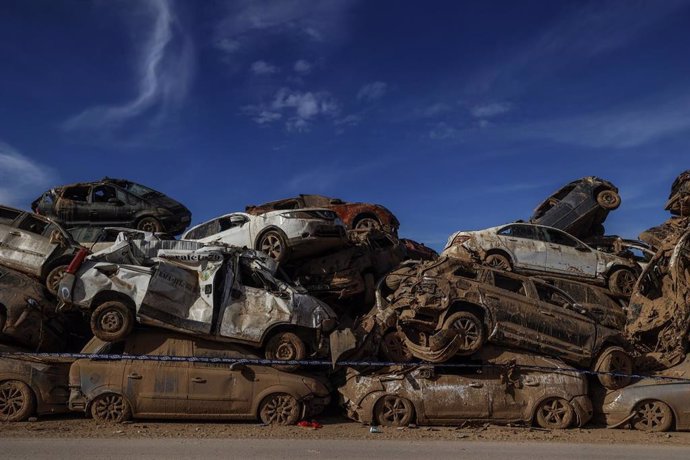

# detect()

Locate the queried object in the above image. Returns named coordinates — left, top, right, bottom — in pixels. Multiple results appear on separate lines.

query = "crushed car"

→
left=339, top=346, right=592, bottom=429
left=639, top=216, right=690, bottom=250
left=0, top=343, right=71, bottom=422
left=665, top=170, right=690, bottom=217
left=68, top=330, right=331, bottom=424
left=0, top=204, right=82, bottom=294
left=182, top=209, right=347, bottom=263
left=246, top=194, right=400, bottom=235
left=58, top=241, right=338, bottom=364
left=355, top=256, right=632, bottom=390
left=400, top=238, right=439, bottom=261
left=625, top=230, right=690, bottom=370
left=443, top=222, right=640, bottom=297
left=32, top=178, right=192, bottom=236
left=584, top=236, right=655, bottom=270
left=68, top=226, right=174, bottom=254
left=530, top=176, right=621, bottom=239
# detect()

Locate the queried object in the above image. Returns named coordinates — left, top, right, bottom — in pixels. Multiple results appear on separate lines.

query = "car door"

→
left=0, top=213, right=58, bottom=276
left=494, top=224, right=547, bottom=270
left=541, top=227, right=597, bottom=277
left=419, top=368, right=491, bottom=422
left=89, top=184, right=127, bottom=224
left=186, top=339, right=255, bottom=416
left=208, top=214, right=253, bottom=248
left=122, top=334, right=190, bottom=417
left=56, top=185, right=91, bottom=223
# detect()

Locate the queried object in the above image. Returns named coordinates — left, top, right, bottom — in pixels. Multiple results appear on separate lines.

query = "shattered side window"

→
left=16, top=214, right=49, bottom=235
left=0, top=206, right=21, bottom=225
left=92, top=185, right=117, bottom=203
left=62, top=186, right=90, bottom=202
left=272, top=200, right=301, bottom=210
left=493, top=273, right=528, bottom=296
left=535, top=283, right=573, bottom=308
left=497, top=224, right=538, bottom=240
left=543, top=228, right=579, bottom=247
left=186, top=220, right=221, bottom=240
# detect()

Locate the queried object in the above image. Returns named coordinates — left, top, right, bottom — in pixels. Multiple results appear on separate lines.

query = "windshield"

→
left=114, top=180, right=161, bottom=199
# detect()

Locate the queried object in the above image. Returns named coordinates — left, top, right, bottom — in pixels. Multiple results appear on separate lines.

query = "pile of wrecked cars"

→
left=2, top=172, right=690, bottom=435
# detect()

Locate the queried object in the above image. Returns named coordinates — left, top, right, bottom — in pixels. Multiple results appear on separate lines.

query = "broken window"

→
left=493, top=273, right=527, bottom=296
left=186, top=220, right=221, bottom=240
left=543, top=228, right=579, bottom=247
left=535, top=283, right=573, bottom=308
left=92, top=185, right=117, bottom=203
left=272, top=200, right=301, bottom=210
left=498, top=224, right=539, bottom=240
left=453, top=265, right=477, bottom=279
left=0, top=206, right=21, bottom=225
left=16, top=214, right=49, bottom=235
left=62, top=186, right=90, bottom=202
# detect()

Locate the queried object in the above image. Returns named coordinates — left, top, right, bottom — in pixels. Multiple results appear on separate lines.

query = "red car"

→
left=246, top=194, right=399, bottom=234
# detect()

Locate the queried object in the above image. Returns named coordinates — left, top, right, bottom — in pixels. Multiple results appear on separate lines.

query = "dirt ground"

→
left=2, top=413, right=690, bottom=445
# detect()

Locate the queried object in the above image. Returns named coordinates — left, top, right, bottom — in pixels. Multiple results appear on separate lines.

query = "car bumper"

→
left=68, top=388, right=87, bottom=412
left=570, top=394, right=594, bottom=427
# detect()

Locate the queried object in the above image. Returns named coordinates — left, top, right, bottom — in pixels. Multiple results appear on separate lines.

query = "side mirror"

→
left=230, top=216, right=247, bottom=225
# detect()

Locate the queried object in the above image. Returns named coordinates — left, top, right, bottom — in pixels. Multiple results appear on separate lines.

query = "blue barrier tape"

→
left=2, top=351, right=690, bottom=383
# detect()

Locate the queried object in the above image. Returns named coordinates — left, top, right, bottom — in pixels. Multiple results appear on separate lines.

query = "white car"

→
left=443, top=222, right=640, bottom=297
left=181, top=209, right=347, bottom=262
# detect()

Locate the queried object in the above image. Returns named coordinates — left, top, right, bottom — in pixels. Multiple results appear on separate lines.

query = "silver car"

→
left=443, top=222, right=639, bottom=297
left=181, top=209, right=346, bottom=262
left=0, top=204, right=81, bottom=294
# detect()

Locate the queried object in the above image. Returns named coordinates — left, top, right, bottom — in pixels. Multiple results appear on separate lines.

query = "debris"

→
left=369, top=426, right=382, bottom=433
left=297, top=420, right=323, bottom=429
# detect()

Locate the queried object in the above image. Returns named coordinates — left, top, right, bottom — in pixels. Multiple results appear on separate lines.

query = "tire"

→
left=443, top=311, right=485, bottom=356
left=484, top=253, right=512, bottom=271
left=136, top=216, right=163, bottom=233
left=608, top=268, right=637, bottom=297
left=596, top=190, right=621, bottom=210
left=631, top=400, right=674, bottom=432
left=258, top=230, right=289, bottom=262
left=0, top=380, right=35, bottom=422
left=535, top=397, right=574, bottom=429
left=45, top=264, right=68, bottom=296
left=90, top=301, right=134, bottom=342
left=594, top=346, right=633, bottom=390
left=258, top=393, right=301, bottom=425
left=354, top=217, right=381, bottom=231
left=374, top=395, right=415, bottom=427
left=90, top=393, right=132, bottom=423
left=381, top=331, right=414, bottom=362
left=264, top=332, right=306, bottom=371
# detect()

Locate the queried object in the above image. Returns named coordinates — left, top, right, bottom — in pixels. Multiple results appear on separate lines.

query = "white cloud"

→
left=245, top=87, right=339, bottom=132
left=421, top=103, right=451, bottom=118
left=429, top=122, right=457, bottom=140
left=63, top=0, right=193, bottom=133
left=251, top=60, right=279, bottom=75
left=0, top=141, right=57, bottom=208
left=471, top=102, right=512, bottom=118
left=293, top=59, right=312, bottom=74
left=215, top=38, right=240, bottom=54
left=357, top=81, right=387, bottom=102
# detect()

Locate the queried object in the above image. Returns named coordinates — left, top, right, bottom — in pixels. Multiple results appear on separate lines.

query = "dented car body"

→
left=443, top=222, right=640, bottom=297
left=530, top=176, right=621, bottom=239
left=246, top=194, right=400, bottom=234
left=69, top=331, right=331, bottom=424
left=58, top=241, right=337, bottom=361
left=339, top=347, right=592, bottom=429
left=665, top=170, right=690, bottom=217
left=0, top=343, right=71, bottom=421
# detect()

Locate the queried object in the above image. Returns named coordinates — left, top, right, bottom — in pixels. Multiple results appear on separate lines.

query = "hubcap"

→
left=261, top=235, right=283, bottom=259
left=617, top=271, right=636, bottom=296
left=0, top=384, right=25, bottom=418
left=100, top=310, right=124, bottom=333
left=541, top=399, right=567, bottom=426
left=262, top=395, right=297, bottom=424
left=383, top=332, right=411, bottom=362
left=382, top=397, right=409, bottom=424
left=452, top=318, right=480, bottom=350
left=636, top=402, right=668, bottom=430
left=275, top=341, right=296, bottom=360
left=94, top=395, right=124, bottom=421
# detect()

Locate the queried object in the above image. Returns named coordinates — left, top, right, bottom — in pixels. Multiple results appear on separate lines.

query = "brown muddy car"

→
left=0, top=343, right=71, bottom=422
left=368, top=256, right=632, bottom=389
left=665, top=170, right=690, bottom=217
left=68, top=331, right=331, bottom=425
left=339, top=347, right=592, bottom=429
left=246, top=194, right=400, bottom=234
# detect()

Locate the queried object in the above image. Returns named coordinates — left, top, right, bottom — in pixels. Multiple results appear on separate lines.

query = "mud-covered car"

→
left=0, top=343, right=71, bottom=421
left=0, top=204, right=82, bottom=294
left=625, top=230, right=690, bottom=370
left=400, top=238, right=439, bottom=261
left=339, top=347, right=592, bottom=429
left=585, top=237, right=655, bottom=270
left=639, top=216, right=689, bottom=250
left=530, top=176, right=621, bottom=239
left=58, top=243, right=337, bottom=364
left=364, top=256, right=632, bottom=389
left=665, top=170, right=690, bottom=217
left=443, top=222, right=640, bottom=297
left=68, top=331, right=331, bottom=424
left=32, top=178, right=191, bottom=236
left=535, top=276, right=627, bottom=330
left=182, top=209, right=346, bottom=263
left=246, top=194, right=400, bottom=234
left=603, top=357, right=690, bottom=432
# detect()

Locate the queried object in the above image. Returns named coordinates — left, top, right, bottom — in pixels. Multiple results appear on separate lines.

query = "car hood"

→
left=144, top=194, right=190, bottom=215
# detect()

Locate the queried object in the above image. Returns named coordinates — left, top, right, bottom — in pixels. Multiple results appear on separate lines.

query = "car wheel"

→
left=535, top=397, right=574, bottom=429
left=594, top=346, right=632, bottom=390
left=484, top=253, right=512, bottom=271
left=136, top=216, right=163, bottom=233
left=90, top=301, right=134, bottom=342
left=354, top=217, right=381, bottom=231
left=443, top=311, right=485, bottom=356
left=258, top=230, right=288, bottom=262
left=381, top=331, right=414, bottom=362
left=608, top=268, right=637, bottom=297
left=596, top=190, right=621, bottom=210
left=631, top=400, right=674, bottom=432
left=0, top=380, right=35, bottom=422
left=265, top=332, right=306, bottom=371
left=45, top=264, right=68, bottom=296
left=374, top=395, right=415, bottom=427
left=259, top=393, right=301, bottom=425
left=90, top=393, right=132, bottom=423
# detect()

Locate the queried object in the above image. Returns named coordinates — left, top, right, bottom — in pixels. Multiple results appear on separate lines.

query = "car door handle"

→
left=469, top=382, right=483, bottom=388
left=127, top=373, right=142, bottom=380
left=191, top=377, right=207, bottom=383
left=8, top=231, right=21, bottom=236
left=539, top=310, right=554, bottom=317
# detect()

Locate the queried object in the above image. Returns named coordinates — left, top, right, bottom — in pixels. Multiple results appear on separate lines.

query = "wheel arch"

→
left=254, top=225, right=289, bottom=250
left=0, top=377, right=38, bottom=417
left=444, top=301, right=493, bottom=334
left=41, top=254, right=76, bottom=280
left=483, top=248, right=514, bottom=266
left=629, top=398, right=678, bottom=431
left=259, top=323, right=317, bottom=351
left=252, top=385, right=307, bottom=420
left=352, top=212, right=380, bottom=228
left=530, top=393, right=575, bottom=427
left=85, top=387, right=135, bottom=416
left=88, top=290, right=137, bottom=313
left=368, top=391, right=419, bottom=426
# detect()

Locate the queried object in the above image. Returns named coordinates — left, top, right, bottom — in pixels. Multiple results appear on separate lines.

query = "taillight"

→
left=66, top=248, right=89, bottom=274
left=451, top=234, right=471, bottom=246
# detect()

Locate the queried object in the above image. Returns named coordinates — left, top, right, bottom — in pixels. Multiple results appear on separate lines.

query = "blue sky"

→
left=1, top=0, right=689, bottom=249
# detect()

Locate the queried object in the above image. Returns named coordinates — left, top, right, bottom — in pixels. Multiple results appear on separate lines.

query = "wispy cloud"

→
left=357, top=81, right=388, bottom=102
left=250, top=60, right=279, bottom=75
left=293, top=59, right=312, bottom=74
left=245, top=87, right=339, bottom=132
left=429, top=122, right=458, bottom=140
left=471, top=102, right=512, bottom=118
left=0, top=141, right=57, bottom=208
left=63, top=0, right=193, bottom=133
